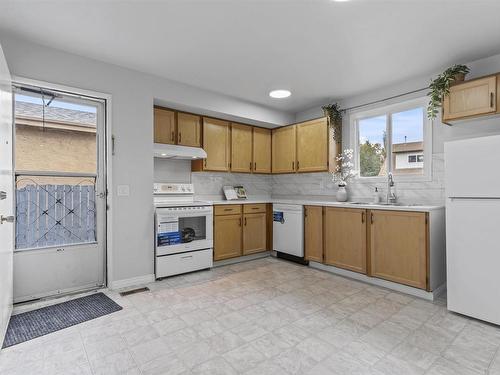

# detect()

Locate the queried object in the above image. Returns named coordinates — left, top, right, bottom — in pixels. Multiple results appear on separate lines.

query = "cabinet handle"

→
left=239, top=217, right=242, bottom=227
left=292, top=161, right=295, bottom=171
left=361, top=211, right=365, bottom=223
left=171, top=131, right=174, bottom=142
left=370, top=212, right=374, bottom=224
left=178, top=132, right=182, bottom=143
left=254, top=162, right=257, bottom=170
left=297, top=161, right=300, bottom=170
left=249, top=162, right=252, bottom=171
left=491, top=92, right=495, bottom=108
left=304, top=208, right=307, bottom=218
left=224, top=208, right=232, bottom=211
left=244, top=217, right=247, bottom=226
left=204, top=159, right=207, bottom=168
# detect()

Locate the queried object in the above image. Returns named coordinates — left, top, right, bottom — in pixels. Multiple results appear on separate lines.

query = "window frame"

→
left=349, top=97, right=432, bottom=183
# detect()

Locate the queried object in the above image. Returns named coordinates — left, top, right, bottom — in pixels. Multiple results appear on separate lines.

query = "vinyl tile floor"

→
left=1, top=256, right=500, bottom=375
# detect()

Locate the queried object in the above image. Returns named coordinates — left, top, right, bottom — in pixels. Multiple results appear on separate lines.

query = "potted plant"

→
left=332, top=149, right=357, bottom=202
left=322, top=103, right=343, bottom=142
left=427, top=64, right=470, bottom=119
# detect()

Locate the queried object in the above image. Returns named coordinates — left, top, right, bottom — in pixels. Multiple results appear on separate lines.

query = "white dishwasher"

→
left=273, top=204, right=304, bottom=259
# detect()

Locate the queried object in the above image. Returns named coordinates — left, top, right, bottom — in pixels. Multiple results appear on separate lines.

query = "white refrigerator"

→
left=445, top=134, right=500, bottom=325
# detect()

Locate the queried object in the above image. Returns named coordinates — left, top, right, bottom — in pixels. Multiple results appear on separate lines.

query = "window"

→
left=351, top=98, right=431, bottom=180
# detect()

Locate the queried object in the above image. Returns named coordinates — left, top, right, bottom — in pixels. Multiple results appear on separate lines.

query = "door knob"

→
left=0, top=215, right=14, bottom=224
left=0, top=191, right=6, bottom=200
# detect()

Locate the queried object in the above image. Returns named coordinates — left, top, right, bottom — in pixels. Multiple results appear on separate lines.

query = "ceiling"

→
left=1, top=0, right=500, bottom=113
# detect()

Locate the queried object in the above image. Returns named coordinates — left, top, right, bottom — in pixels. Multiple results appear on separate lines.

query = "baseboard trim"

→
left=309, top=262, right=442, bottom=301
left=214, top=252, right=271, bottom=267
left=110, top=274, right=155, bottom=290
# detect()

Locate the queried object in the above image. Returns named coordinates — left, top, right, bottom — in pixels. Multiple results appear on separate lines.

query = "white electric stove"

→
left=154, top=183, right=213, bottom=279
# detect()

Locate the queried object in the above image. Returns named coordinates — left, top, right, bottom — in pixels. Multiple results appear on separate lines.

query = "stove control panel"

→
left=154, top=183, right=194, bottom=195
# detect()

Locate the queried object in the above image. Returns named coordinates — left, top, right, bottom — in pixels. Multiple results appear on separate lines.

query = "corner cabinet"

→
left=296, top=118, right=329, bottom=172
left=368, top=210, right=428, bottom=289
left=272, top=125, right=297, bottom=173
left=442, top=75, right=498, bottom=123
left=324, top=207, right=367, bottom=274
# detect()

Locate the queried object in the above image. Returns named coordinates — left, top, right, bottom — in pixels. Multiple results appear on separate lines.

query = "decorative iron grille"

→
left=15, top=176, right=97, bottom=250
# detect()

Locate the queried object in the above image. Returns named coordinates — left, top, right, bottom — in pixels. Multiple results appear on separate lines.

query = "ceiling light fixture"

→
left=269, top=89, right=291, bottom=99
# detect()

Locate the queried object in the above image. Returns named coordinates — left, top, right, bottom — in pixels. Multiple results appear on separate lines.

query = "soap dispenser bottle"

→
left=373, top=187, right=380, bottom=203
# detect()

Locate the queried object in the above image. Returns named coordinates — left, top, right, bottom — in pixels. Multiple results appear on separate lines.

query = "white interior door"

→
left=0, top=45, right=14, bottom=344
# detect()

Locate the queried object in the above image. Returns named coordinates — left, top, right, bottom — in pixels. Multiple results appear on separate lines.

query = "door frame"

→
left=11, top=76, right=114, bottom=292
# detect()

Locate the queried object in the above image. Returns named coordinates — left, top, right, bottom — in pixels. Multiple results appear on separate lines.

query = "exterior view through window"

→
left=14, top=88, right=98, bottom=250
left=356, top=103, right=426, bottom=178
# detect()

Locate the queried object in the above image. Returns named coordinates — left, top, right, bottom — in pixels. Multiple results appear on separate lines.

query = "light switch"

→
left=117, top=185, right=130, bottom=196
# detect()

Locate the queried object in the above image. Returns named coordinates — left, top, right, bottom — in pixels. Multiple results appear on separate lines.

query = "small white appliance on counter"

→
left=154, top=183, right=213, bottom=278
left=273, top=204, right=305, bottom=263
left=445, top=135, right=500, bottom=325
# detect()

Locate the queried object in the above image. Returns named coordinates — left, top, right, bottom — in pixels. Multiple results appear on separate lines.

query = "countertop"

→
left=204, top=198, right=444, bottom=212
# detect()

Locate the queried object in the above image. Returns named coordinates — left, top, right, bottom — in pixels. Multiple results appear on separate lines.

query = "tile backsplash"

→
left=154, top=154, right=445, bottom=205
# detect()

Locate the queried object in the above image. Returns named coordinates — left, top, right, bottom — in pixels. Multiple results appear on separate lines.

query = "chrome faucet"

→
left=387, top=172, right=397, bottom=204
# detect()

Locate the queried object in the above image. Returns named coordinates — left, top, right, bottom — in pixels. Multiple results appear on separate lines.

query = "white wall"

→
left=0, top=33, right=293, bottom=284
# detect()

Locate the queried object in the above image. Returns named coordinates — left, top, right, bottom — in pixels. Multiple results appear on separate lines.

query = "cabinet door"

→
left=304, top=206, right=323, bottom=262
left=272, top=125, right=296, bottom=173
left=203, top=118, right=230, bottom=171
left=443, top=76, right=497, bottom=122
left=324, top=207, right=367, bottom=274
left=214, top=214, right=242, bottom=260
left=243, top=212, right=267, bottom=255
left=296, top=118, right=328, bottom=172
left=253, top=127, right=271, bottom=173
left=154, top=108, right=176, bottom=144
left=177, top=113, right=201, bottom=147
left=231, top=123, right=253, bottom=173
left=369, top=210, right=428, bottom=289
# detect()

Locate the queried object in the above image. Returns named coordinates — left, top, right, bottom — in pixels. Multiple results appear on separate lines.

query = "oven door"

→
left=155, top=206, right=213, bottom=256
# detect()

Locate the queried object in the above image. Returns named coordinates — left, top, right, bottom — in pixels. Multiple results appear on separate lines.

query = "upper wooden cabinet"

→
left=324, top=207, right=367, bottom=274
left=304, top=206, right=324, bottom=263
left=443, top=75, right=497, bottom=123
left=231, top=123, right=253, bottom=173
left=202, top=118, right=230, bottom=172
left=272, top=125, right=296, bottom=173
left=154, top=108, right=176, bottom=144
left=177, top=113, right=201, bottom=147
left=296, top=118, right=328, bottom=172
left=368, top=210, right=428, bottom=290
left=253, top=127, right=272, bottom=174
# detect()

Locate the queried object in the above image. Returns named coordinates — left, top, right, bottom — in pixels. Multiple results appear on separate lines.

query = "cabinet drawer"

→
left=156, top=249, right=213, bottom=278
left=214, top=205, right=242, bottom=216
left=243, top=203, right=267, bottom=214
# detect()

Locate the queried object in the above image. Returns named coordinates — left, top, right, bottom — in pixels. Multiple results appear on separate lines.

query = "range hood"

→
left=153, top=143, right=207, bottom=160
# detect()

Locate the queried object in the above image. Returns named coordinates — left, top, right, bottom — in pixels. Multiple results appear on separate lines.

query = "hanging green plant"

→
left=427, top=64, right=470, bottom=119
left=322, top=103, right=343, bottom=142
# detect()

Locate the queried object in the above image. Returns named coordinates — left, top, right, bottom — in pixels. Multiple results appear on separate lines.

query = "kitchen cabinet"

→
left=253, top=127, right=272, bottom=174
left=154, top=108, right=176, bottom=144
left=214, top=204, right=268, bottom=260
left=324, top=207, right=367, bottom=274
left=243, top=212, right=267, bottom=255
left=214, top=214, right=242, bottom=261
left=443, top=75, right=497, bottom=123
left=231, top=123, right=253, bottom=173
left=304, top=206, right=323, bottom=262
left=296, top=118, right=329, bottom=172
left=272, top=125, right=296, bottom=173
left=177, top=113, right=201, bottom=147
left=368, top=210, right=428, bottom=289
left=201, top=118, right=230, bottom=172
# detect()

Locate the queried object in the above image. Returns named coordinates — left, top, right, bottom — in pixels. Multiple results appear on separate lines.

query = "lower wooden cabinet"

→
left=214, top=214, right=242, bottom=261
left=214, top=204, right=268, bottom=261
left=368, top=210, right=428, bottom=290
left=324, top=207, right=367, bottom=274
left=304, top=206, right=323, bottom=262
left=243, top=212, right=267, bottom=255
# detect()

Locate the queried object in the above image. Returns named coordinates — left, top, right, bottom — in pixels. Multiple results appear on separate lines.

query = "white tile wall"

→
left=192, top=172, right=273, bottom=200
